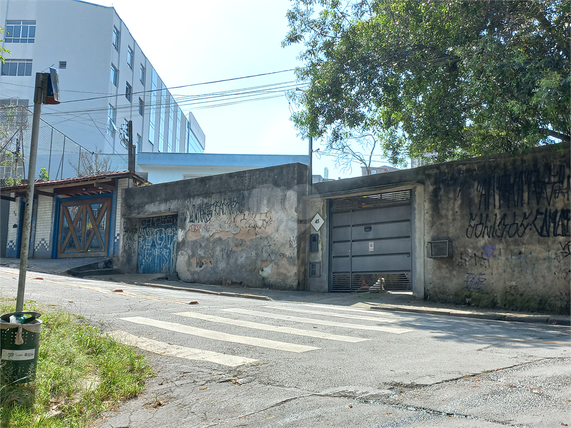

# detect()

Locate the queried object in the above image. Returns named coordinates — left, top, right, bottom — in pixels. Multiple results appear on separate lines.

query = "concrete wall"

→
left=121, top=163, right=308, bottom=290
left=424, top=146, right=570, bottom=314
left=310, top=144, right=569, bottom=314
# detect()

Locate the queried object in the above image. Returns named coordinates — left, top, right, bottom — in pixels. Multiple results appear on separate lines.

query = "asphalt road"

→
left=1, top=268, right=569, bottom=428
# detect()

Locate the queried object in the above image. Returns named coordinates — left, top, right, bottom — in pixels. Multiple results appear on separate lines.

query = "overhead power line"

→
left=37, top=80, right=309, bottom=117
left=55, top=68, right=299, bottom=105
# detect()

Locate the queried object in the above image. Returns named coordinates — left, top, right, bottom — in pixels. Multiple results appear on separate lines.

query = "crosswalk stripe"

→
left=223, top=309, right=412, bottom=334
left=121, top=317, right=320, bottom=353
left=109, top=331, right=257, bottom=367
left=263, top=305, right=398, bottom=323
left=174, top=312, right=369, bottom=343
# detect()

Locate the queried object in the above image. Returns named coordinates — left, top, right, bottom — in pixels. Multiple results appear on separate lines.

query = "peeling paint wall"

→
left=121, top=163, right=308, bottom=290
left=424, top=146, right=570, bottom=314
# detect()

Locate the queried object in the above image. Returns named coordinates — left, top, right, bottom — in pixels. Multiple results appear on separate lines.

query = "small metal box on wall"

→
left=428, top=240, right=453, bottom=258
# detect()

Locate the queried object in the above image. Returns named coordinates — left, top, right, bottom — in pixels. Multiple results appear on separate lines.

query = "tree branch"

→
left=540, top=129, right=570, bottom=142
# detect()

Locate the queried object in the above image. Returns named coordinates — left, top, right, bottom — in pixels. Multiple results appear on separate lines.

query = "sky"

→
left=91, top=0, right=370, bottom=180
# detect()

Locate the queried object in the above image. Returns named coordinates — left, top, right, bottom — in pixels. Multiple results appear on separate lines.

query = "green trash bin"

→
left=0, top=312, right=42, bottom=385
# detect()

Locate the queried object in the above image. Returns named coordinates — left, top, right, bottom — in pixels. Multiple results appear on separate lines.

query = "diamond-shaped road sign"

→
left=311, top=213, right=324, bottom=231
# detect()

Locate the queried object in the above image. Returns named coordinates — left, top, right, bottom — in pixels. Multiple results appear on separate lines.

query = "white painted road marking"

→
left=263, top=305, right=399, bottom=323
left=109, top=331, right=257, bottom=367
left=223, top=309, right=413, bottom=334
left=121, top=317, right=320, bottom=353
left=175, top=311, right=370, bottom=343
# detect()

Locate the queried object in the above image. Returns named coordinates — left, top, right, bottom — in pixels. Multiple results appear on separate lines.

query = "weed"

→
left=0, top=301, right=154, bottom=428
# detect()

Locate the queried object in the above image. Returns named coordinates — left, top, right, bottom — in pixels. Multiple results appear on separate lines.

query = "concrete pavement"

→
left=1, top=257, right=569, bottom=326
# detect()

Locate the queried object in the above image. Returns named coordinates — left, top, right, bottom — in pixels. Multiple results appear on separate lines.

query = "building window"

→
left=127, top=46, right=134, bottom=69
left=125, top=82, right=132, bottom=102
left=1, top=59, right=32, bottom=76
left=112, top=26, right=120, bottom=50
left=107, top=104, right=116, bottom=137
left=5, top=20, right=36, bottom=43
left=136, top=134, right=142, bottom=152
left=138, top=98, right=144, bottom=116
left=110, top=64, right=118, bottom=86
left=139, top=64, right=145, bottom=84
left=59, top=61, right=67, bottom=69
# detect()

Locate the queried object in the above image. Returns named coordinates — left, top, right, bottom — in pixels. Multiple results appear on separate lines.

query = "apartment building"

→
left=0, top=0, right=205, bottom=178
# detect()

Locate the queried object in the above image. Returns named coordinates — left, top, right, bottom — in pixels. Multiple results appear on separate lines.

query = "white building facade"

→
left=0, top=0, right=205, bottom=178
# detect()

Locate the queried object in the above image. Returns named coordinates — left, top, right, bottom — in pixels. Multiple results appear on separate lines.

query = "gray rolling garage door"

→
left=330, top=190, right=412, bottom=292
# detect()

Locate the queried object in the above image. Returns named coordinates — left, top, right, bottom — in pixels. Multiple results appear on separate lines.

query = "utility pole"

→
left=308, top=136, right=313, bottom=195
left=16, top=70, right=59, bottom=312
left=127, top=120, right=135, bottom=173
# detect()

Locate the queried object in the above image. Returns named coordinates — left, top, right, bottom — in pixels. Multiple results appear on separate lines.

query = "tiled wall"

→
left=113, top=178, right=129, bottom=255
left=32, top=192, right=54, bottom=258
left=6, top=197, right=20, bottom=257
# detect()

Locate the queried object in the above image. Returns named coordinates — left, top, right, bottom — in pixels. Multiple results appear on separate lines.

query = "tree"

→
left=71, top=150, right=115, bottom=177
left=0, top=103, right=29, bottom=186
left=284, top=0, right=570, bottom=164
left=316, top=124, right=407, bottom=174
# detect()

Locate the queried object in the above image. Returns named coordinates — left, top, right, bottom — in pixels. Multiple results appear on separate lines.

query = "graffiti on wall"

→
left=137, top=216, right=178, bottom=274
left=456, top=240, right=571, bottom=292
left=186, top=209, right=275, bottom=240
left=187, top=196, right=244, bottom=224
left=463, top=164, right=570, bottom=239
left=474, top=164, right=568, bottom=211
left=556, top=241, right=571, bottom=262
left=465, top=272, right=486, bottom=290
left=466, top=209, right=570, bottom=239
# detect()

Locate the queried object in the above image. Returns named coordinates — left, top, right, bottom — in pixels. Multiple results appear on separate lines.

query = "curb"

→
left=119, top=278, right=570, bottom=325
left=370, top=305, right=570, bottom=326
left=137, top=281, right=273, bottom=301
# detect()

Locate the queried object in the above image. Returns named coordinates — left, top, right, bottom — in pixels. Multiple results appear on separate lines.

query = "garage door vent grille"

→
left=332, top=190, right=411, bottom=212
left=331, top=272, right=412, bottom=292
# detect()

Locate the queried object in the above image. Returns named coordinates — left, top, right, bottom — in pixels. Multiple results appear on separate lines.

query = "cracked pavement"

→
left=0, top=268, right=569, bottom=427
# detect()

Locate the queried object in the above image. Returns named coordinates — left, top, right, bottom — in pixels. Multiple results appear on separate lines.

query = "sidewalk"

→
left=1, top=257, right=569, bottom=326
left=89, top=271, right=571, bottom=327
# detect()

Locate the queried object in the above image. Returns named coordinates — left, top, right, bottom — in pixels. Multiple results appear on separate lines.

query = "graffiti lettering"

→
left=466, top=209, right=570, bottom=239
left=556, top=241, right=571, bottom=262
left=475, top=165, right=569, bottom=211
left=458, top=252, right=490, bottom=268
left=188, top=215, right=238, bottom=234
left=465, top=272, right=486, bottom=291
left=532, top=208, right=570, bottom=238
left=188, top=197, right=244, bottom=224
left=137, top=223, right=177, bottom=274
left=238, top=212, right=274, bottom=236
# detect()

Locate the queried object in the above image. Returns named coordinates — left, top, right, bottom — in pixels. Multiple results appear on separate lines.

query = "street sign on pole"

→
left=16, top=71, right=60, bottom=311
left=46, top=68, right=60, bottom=105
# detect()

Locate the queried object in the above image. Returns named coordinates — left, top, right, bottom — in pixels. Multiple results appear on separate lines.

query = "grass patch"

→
left=1, top=300, right=154, bottom=428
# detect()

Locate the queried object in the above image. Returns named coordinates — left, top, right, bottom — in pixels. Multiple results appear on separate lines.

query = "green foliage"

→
left=0, top=26, right=10, bottom=63
left=39, top=168, right=49, bottom=181
left=284, top=0, right=571, bottom=164
left=0, top=302, right=154, bottom=428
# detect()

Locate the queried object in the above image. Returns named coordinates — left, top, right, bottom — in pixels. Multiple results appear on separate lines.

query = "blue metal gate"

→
left=137, top=215, right=177, bottom=274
